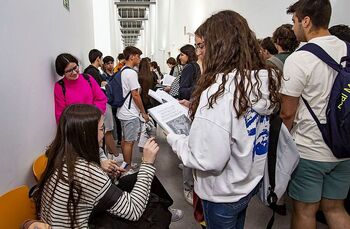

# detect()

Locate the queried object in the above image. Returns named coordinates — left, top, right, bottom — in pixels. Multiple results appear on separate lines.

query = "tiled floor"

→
left=129, top=128, right=328, bottom=229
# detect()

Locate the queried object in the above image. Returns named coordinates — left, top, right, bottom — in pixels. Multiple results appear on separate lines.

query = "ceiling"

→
left=114, top=0, right=156, bottom=47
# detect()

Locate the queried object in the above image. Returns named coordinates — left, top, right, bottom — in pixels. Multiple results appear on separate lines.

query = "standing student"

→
left=178, top=44, right=200, bottom=100
left=150, top=61, right=163, bottom=83
left=280, top=1, right=350, bottom=228
left=139, top=58, right=157, bottom=111
left=84, top=49, right=104, bottom=86
left=101, top=56, right=119, bottom=157
left=167, top=10, right=280, bottom=229
left=117, top=46, right=149, bottom=171
left=166, top=57, right=177, bottom=76
left=177, top=44, right=201, bottom=205
left=53, top=53, right=107, bottom=123
left=53, top=53, right=119, bottom=175
left=168, top=54, right=184, bottom=98
left=113, top=53, right=126, bottom=73
left=259, top=37, right=278, bottom=61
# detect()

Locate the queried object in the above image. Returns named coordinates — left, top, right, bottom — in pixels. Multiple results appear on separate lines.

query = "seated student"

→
left=33, top=104, right=160, bottom=228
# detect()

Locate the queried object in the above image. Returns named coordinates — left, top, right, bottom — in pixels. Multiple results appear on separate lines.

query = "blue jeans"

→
left=202, top=185, right=259, bottom=229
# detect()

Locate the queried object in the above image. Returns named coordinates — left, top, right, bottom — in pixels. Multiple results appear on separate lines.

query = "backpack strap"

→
left=297, top=43, right=344, bottom=130
left=298, top=43, right=342, bottom=72
left=301, top=96, right=322, bottom=129
left=89, top=184, right=123, bottom=220
left=58, top=78, right=66, bottom=97
left=266, top=114, right=282, bottom=229
left=120, top=66, right=133, bottom=109
left=341, top=42, right=350, bottom=68
left=83, top=73, right=93, bottom=88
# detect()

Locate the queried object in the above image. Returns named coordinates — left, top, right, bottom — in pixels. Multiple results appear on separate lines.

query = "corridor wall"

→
left=0, top=0, right=95, bottom=194
left=148, top=0, right=350, bottom=73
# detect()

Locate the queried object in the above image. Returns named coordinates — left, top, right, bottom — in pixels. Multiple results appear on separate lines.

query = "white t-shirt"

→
left=281, top=35, right=347, bottom=162
left=117, top=67, right=141, bottom=120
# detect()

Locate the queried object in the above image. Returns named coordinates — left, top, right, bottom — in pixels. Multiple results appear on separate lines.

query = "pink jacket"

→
left=54, top=74, right=107, bottom=123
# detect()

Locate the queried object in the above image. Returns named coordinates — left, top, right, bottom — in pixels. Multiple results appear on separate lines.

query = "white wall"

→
left=92, top=0, right=122, bottom=59
left=150, top=0, right=350, bottom=73
left=0, top=0, right=95, bottom=195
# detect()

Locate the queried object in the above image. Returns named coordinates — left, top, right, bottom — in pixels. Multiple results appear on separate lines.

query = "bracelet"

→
left=141, top=157, right=154, bottom=166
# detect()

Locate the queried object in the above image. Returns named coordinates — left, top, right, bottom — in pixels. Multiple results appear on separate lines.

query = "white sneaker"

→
left=169, top=207, right=184, bottom=222
left=183, top=189, right=193, bottom=205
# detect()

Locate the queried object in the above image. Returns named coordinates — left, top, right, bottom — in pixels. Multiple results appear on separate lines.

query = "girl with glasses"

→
left=54, top=53, right=107, bottom=123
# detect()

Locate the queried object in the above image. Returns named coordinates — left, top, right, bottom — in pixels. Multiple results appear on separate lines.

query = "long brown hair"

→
left=190, top=10, right=281, bottom=119
left=139, top=58, right=155, bottom=107
left=33, top=104, right=102, bottom=228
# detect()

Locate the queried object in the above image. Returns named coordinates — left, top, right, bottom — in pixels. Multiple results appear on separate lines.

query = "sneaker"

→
left=178, top=163, right=184, bottom=170
left=184, top=189, right=193, bottom=205
left=169, top=207, right=184, bottom=222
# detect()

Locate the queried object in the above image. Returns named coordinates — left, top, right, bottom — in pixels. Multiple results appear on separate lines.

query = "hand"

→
left=100, top=159, right=126, bottom=177
left=164, top=86, right=171, bottom=92
left=142, top=113, right=150, bottom=122
left=178, top=99, right=191, bottom=108
left=142, top=137, right=159, bottom=164
left=101, top=81, right=108, bottom=87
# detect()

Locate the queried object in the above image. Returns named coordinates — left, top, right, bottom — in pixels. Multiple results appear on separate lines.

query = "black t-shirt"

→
left=84, top=65, right=103, bottom=86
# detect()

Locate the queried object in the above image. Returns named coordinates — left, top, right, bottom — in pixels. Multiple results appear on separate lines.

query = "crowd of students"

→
left=23, top=0, right=350, bottom=228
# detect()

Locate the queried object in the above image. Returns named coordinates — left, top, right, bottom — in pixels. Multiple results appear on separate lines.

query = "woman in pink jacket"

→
left=54, top=53, right=107, bottom=123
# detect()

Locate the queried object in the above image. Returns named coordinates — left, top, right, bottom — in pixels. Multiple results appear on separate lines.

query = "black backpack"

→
left=298, top=42, right=350, bottom=158
left=106, top=66, right=133, bottom=109
left=57, top=73, right=92, bottom=97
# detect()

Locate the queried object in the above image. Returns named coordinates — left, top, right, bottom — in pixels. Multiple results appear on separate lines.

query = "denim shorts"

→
left=120, top=118, right=141, bottom=142
left=288, top=158, right=350, bottom=203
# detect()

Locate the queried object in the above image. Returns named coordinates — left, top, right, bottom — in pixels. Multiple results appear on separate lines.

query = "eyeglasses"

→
left=64, top=65, right=79, bottom=75
left=195, top=42, right=205, bottom=50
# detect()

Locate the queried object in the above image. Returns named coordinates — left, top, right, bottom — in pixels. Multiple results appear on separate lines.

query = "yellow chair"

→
left=33, top=154, right=48, bottom=182
left=0, top=185, right=36, bottom=229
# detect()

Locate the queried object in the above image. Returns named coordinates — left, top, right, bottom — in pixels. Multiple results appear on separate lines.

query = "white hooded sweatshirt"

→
left=167, top=70, right=274, bottom=203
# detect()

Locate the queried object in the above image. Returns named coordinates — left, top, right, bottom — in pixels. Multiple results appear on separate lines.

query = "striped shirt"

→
left=40, top=159, right=156, bottom=228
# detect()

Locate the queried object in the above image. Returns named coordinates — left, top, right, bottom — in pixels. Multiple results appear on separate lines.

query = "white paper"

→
left=148, top=100, right=191, bottom=135
left=148, top=89, right=176, bottom=104
left=161, top=74, right=176, bottom=86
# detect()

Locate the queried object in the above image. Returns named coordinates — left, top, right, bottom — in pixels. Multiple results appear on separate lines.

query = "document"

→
left=161, top=74, right=176, bottom=86
left=148, top=89, right=176, bottom=104
left=148, top=100, right=191, bottom=135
